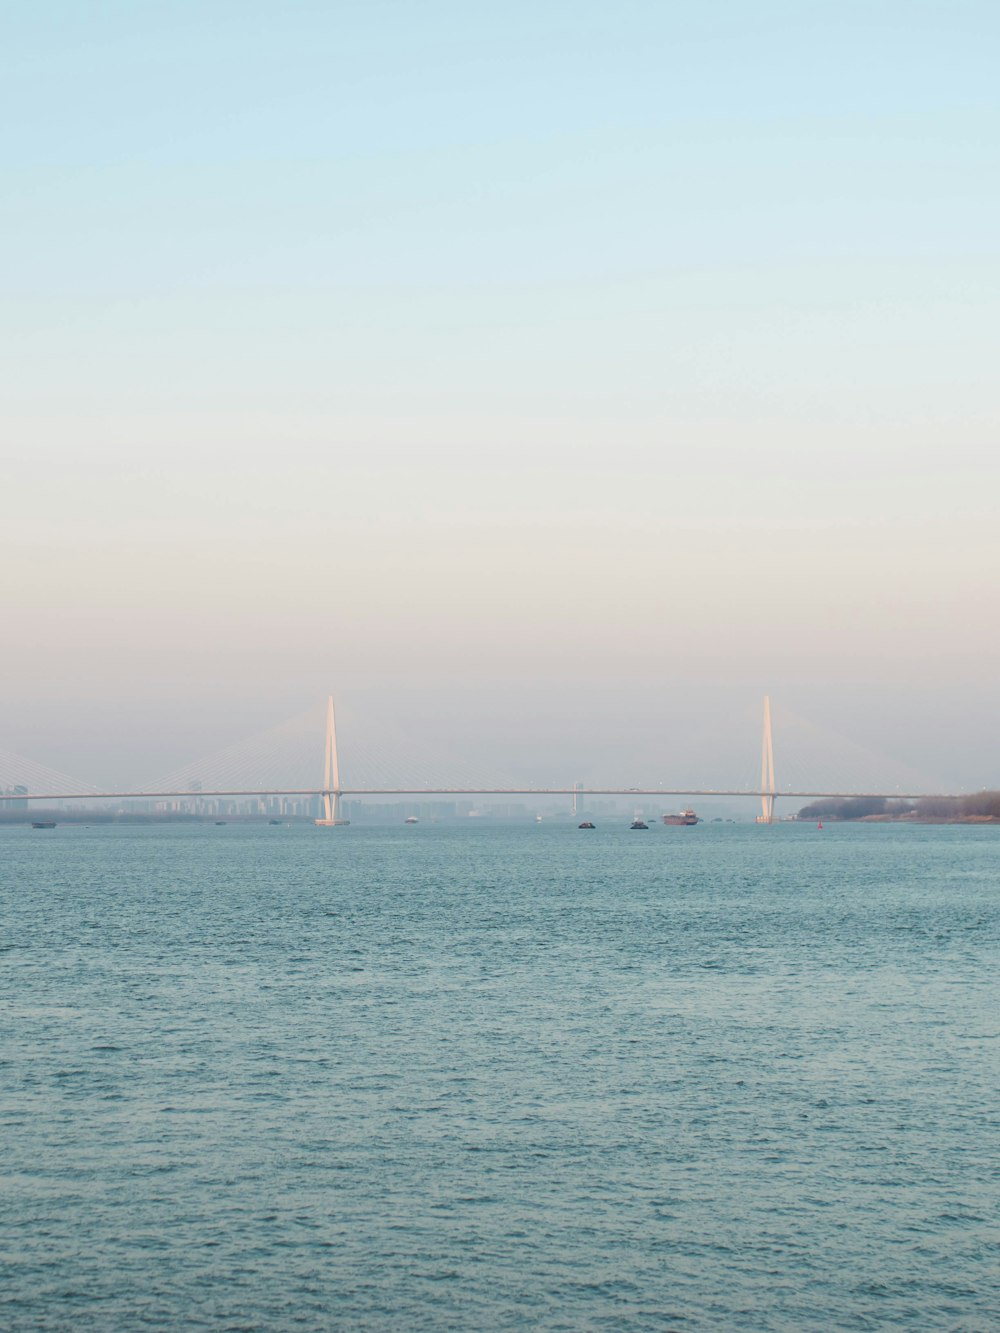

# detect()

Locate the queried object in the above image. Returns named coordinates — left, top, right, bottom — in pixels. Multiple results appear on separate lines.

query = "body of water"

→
left=1, top=821, right=997, bottom=1329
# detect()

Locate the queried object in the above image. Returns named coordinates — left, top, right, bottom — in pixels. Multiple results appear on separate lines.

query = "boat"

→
left=662, top=808, right=700, bottom=826
left=268, top=819, right=282, bottom=825
left=404, top=815, right=419, bottom=824
left=215, top=821, right=227, bottom=825
left=630, top=818, right=649, bottom=830
left=31, top=821, right=56, bottom=829
left=578, top=821, right=596, bottom=829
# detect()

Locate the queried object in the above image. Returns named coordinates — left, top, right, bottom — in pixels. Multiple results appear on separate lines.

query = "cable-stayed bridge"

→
left=0, top=695, right=969, bottom=823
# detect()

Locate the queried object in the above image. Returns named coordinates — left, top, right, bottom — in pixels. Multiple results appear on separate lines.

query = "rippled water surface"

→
left=1, top=821, right=997, bottom=1330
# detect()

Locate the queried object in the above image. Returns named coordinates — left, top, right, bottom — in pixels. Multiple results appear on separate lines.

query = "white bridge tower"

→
left=315, top=694, right=350, bottom=826
left=758, top=694, right=776, bottom=824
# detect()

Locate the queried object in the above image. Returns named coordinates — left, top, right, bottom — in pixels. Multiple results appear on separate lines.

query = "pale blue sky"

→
left=3, top=2, right=998, bottom=787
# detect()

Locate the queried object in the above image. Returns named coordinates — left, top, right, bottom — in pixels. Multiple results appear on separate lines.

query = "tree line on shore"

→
left=798, top=792, right=1000, bottom=821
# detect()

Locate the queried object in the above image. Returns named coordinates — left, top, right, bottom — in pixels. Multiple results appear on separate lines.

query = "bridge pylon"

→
left=315, top=694, right=350, bottom=826
left=757, top=694, right=777, bottom=824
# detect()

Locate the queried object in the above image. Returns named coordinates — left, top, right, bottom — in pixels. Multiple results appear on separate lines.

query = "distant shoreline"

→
left=797, top=813, right=1000, bottom=824
left=798, top=792, right=1000, bottom=824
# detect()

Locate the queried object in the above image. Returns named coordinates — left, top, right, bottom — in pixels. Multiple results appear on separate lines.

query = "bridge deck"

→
left=0, top=788, right=961, bottom=802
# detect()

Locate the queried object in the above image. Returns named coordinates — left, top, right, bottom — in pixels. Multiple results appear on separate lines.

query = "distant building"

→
left=5, top=785, right=28, bottom=811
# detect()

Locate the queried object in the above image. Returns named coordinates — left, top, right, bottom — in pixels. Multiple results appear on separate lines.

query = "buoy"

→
left=818, top=821, right=823, bottom=829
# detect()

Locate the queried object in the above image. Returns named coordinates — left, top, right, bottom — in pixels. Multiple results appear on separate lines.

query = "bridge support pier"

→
left=757, top=695, right=777, bottom=824
left=315, top=695, right=350, bottom=826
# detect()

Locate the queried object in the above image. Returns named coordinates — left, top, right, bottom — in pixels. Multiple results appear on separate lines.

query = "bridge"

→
left=0, top=695, right=968, bottom=823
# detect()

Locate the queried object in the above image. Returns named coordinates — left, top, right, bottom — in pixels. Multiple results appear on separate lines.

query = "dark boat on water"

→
left=662, top=809, right=701, bottom=826
left=31, top=821, right=56, bottom=829
left=630, top=818, right=649, bottom=830
left=578, top=821, right=596, bottom=829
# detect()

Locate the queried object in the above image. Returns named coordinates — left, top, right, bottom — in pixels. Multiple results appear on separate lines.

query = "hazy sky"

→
left=4, top=1, right=998, bottom=789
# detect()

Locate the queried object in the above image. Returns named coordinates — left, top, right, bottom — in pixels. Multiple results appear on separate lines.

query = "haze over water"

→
left=2, top=821, right=997, bottom=1330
